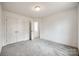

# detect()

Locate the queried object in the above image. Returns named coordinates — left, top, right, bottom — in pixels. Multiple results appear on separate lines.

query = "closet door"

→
left=6, top=16, right=29, bottom=44
left=6, top=17, right=17, bottom=44
left=16, top=18, right=29, bottom=42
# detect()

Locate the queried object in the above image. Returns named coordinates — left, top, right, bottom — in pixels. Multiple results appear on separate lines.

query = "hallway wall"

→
left=40, top=7, right=78, bottom=47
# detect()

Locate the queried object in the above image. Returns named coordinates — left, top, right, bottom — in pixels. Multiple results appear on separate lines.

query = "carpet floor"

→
left=0, top=39, right=78, bottom=56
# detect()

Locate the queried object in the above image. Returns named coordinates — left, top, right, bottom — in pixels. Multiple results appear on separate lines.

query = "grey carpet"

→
left=0, top=39, right=78, bottom=56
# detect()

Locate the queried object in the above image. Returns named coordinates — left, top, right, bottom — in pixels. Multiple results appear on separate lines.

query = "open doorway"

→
left=29, top=20, right=39, bottom=40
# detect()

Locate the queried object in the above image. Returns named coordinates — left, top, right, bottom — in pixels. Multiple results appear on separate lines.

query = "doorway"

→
left=29, top=20, right=39, bottom=40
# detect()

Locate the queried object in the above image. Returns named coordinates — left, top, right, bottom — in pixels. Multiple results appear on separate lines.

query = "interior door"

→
left=16, top=18, right=29, bottom=42
left=6, top=16, right=29, bottom=44
left=6, top=17, right=17, bottom=44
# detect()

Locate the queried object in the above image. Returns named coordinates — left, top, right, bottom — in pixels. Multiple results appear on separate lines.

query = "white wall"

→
left=40, top=7, right=77, bottom=47
left=0, top=4, right=3, bottom=53
left=78, top=4, right=79, bottom=50
left=3, top=10, right=31, bottom=45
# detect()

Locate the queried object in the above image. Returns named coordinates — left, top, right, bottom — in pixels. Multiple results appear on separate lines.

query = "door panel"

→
left=6, top=17, right=17, bottom=44
left=16, top=18, right=29, bottom=42
left=6, top=16, right=29, bottom=44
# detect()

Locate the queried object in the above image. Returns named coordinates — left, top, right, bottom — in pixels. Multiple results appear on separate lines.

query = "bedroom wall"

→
left=78, top=4, right=79, bottom=50
left=3, top=10, right=31, bottom=45
left=0, top=4, right=3, bottom=53
left=40, top=7, right=77, bottom=47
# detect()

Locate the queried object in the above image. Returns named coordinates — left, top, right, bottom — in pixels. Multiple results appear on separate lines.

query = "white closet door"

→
left=6, top=17, right=17, bottom=44
left=6, top=17, right=29, bottom=44
left=16, top=18, right=29, bottom=42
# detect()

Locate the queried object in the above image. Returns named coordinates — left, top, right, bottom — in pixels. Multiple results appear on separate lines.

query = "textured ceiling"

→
left=2, top=2, right=78, bottom=17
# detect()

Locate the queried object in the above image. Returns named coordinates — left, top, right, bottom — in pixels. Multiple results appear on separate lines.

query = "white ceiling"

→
left=2, top=2, right=78, bottom=18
